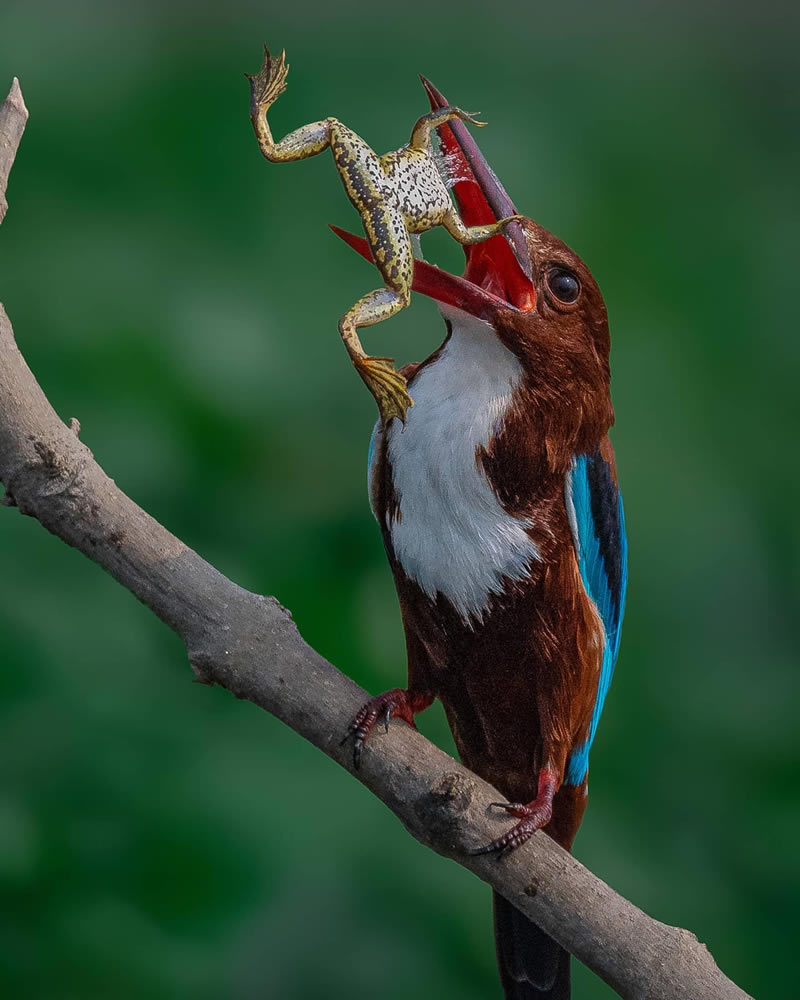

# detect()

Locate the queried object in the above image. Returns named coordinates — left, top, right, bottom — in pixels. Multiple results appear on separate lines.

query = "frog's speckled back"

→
left=382, top=149, right=453, bottom=233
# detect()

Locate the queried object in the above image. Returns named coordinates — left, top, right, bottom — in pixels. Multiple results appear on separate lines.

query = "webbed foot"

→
left=353, top=355, right=414, bottom=425
left=246, top=44, right=289, bottom=117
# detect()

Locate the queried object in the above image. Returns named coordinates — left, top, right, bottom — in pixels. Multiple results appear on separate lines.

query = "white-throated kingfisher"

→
left=336, top=77, right=627, bottom=1000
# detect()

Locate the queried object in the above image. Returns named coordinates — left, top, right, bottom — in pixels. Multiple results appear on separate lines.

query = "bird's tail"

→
left=493, top=892, right=570, bottom=1000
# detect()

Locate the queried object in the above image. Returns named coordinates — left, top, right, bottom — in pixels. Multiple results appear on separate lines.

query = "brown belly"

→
left=397, top=550, right=602, bottom=848
left=434, top=649, right=545, bottom=804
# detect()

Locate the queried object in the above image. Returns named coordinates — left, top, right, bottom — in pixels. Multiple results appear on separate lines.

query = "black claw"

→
left=468, top=841, right=505, bottom=857
left=353, top=739, right=363, bottom=770
left=490, top=801, right=528, bottom=816
left=382, top=706, right=392, bottom=733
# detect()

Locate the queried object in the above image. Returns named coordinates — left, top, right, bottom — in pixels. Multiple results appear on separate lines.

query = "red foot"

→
left=470, top=766, right=558, bottom=858
left=341, top=688, right=433, bottom=769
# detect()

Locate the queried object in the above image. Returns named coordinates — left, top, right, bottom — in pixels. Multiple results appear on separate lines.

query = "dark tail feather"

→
left=493, top=892, right=571, bottom=1000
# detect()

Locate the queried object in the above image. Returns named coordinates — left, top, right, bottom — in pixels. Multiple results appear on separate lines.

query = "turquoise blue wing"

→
left=366, top=419, right=383, bottom=522
left=564, top=451, right=628, bottom=785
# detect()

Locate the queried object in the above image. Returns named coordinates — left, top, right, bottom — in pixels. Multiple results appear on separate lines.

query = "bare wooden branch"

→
left=0, top=78, right=27, bottom=223
left=0, top=79, right=752, bottom=1000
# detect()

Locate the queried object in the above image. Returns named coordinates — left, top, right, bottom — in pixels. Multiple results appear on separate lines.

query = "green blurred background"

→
left=0, top=1, right=797, bottom=997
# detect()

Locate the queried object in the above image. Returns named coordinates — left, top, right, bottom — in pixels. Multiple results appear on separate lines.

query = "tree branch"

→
left=0, top=79, right=752, bottom=1000
left=0, top=77, right=26, bottom=223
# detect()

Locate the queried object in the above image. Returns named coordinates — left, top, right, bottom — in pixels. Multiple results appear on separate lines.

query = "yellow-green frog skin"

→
left=247, top=46, right=522, bottom=424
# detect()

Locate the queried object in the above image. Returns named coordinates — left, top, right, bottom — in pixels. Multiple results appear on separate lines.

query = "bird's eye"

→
left=547, top=268, right=580, bottom=303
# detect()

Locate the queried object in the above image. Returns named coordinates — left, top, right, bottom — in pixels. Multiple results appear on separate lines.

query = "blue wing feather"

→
left=366, top=419, right=383, bottom=522
left=564, top=451, right=628, bottom=785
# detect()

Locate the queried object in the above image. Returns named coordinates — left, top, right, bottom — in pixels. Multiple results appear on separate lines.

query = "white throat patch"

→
left=382, top=307, right=540, bottom=624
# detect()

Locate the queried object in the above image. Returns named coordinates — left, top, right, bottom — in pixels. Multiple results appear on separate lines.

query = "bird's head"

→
left=332, top=76, right=614, bottom=456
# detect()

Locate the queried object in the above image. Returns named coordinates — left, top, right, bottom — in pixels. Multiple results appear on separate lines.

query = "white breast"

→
left=375, top=307, right=540, bottom=624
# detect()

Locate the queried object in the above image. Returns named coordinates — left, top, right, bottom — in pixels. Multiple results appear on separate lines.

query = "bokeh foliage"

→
left=0, top=2, right=798, bottom=997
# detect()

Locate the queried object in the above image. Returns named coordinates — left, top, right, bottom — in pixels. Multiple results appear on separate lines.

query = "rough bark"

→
left=0, top=77, right=26, bottom=223
left=0, top=79, right=753, bottom=1000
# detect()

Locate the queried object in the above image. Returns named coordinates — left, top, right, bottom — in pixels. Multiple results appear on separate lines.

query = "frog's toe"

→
left=353, top=356, right=413, bottom=425
left=455, top=108, right=488, bottom=128
left=246, top=44, right=289, bottom=113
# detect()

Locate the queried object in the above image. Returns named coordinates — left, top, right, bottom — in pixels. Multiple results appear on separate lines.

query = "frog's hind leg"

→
left=248, top=46, right=334, bottom=162
left=341, top=292, right=414, bottom=426
left=339, top=210, right=415, bottom=425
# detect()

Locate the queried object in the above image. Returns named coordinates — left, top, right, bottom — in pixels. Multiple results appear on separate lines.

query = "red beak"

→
left=330, top=76, right=535, bottom=321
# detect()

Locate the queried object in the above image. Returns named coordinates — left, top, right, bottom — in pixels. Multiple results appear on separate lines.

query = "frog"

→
left=246, top=45, right=523, bottom=424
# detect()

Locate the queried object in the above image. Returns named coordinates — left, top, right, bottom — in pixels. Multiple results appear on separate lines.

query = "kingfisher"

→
left=336, top=79, right=627, bottom=1000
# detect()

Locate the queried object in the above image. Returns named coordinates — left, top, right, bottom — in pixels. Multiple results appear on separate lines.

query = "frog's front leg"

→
left=406, top=106, right=524, bottom=243
left=247, top=45, right=334, bottom=162
left=440, top=209, right=526, bottom=246
left=408, top=105, right=487, bottom=151
left=338, top=209, right=415, bottom=426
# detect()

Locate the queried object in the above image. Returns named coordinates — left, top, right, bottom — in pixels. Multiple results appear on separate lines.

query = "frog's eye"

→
left=547, top=268, right=580, bottom=304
